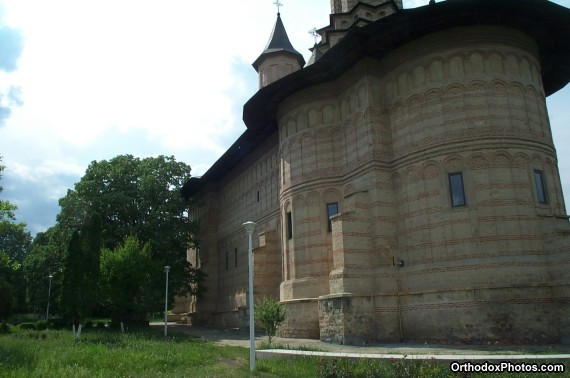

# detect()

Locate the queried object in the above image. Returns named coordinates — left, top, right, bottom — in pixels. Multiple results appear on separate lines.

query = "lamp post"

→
left=46, top=274, right=53, bottom=322
left=164, top=266, right=170, bottom=337
left=242, top=221, right=256, bottom=371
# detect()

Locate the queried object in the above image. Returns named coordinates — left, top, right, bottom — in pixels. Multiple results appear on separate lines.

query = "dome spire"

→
left=252, top=2, right=305, bottom=88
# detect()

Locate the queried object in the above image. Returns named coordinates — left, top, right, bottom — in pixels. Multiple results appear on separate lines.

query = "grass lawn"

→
left=0, top=328, right=255, bottom=377
left=0, top=327, right=567, bottom=377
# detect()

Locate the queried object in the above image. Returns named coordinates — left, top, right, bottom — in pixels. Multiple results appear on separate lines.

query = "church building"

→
left=179, top=0, right=570, bottom=344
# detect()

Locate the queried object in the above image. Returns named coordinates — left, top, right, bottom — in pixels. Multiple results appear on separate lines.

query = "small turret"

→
left=252, top=13, right=305, bottom=88
left=330, top=0, right=403, bottom=13
left=305, top=43, right=323, bottom=67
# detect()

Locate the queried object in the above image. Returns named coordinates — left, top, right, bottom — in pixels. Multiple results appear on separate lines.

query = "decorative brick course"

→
left=179, top=8, right=570, bottom=345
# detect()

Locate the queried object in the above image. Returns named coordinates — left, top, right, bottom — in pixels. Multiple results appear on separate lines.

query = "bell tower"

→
left=330, top=0, right=403, bottom=13
left=252, top=3, right=305, bottom=88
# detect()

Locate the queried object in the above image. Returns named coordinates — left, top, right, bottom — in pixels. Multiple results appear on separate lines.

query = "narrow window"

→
left=286, top=211, right=293, bottom=240
left=534, top=170, right=548, bottom=204
left=448, top=172, right=466, bottom=207
left=327, top=202, right=339, bottom=232
left=257, top=190, right=260, bottom=202
left=225, top=251, right=229, bottom=270
left=234, top=248, right=238, bottom=267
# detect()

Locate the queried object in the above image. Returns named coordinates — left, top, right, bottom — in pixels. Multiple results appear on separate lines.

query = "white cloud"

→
left=0, top=0, right=569, bottom=235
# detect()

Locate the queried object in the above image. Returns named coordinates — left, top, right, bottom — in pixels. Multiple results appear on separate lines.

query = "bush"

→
left=35, top=320, right=48, bottom=330
left=255, top=296, right=286, bottom=344
left=50, top=319, right=69, bottom=330
left=0, top=323, right=10, bottom=333
left=19, top=322, right=37, bottom=330
left=0, top=279, right=15, bottom=321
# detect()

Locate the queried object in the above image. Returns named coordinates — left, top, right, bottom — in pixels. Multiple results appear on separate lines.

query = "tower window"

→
left=534, top=170, right=548, bottom=204
left=327, top=202, right=339, bottom=232
left=286, top=211, right=293, bottom=240
left=225, top=251, right=229, bottom=270
left=448, top=172, right=466, bottom=207
left=234, top=248, right=238, bottom=267
left=257, top=190, right=260, bottom=202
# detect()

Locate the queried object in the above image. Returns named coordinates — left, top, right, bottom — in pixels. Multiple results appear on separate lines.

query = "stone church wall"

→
left=184, top=133, right=282, bottom=328
left=182, top=14, right=569, bottom=343
left=277, top=25, right=570, bottom=342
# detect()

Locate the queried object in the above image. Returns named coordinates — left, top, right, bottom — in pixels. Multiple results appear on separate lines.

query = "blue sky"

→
left=0, top=0, right=569, bottom=235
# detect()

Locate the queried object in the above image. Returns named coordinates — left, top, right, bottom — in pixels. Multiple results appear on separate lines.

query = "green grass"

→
left=1, top=328, right=568, bottom=377
left=0, top=328, right=250, bottom=377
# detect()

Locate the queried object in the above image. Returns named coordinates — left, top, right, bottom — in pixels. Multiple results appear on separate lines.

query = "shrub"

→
left=35, top=320, right=48, bottom=330
left=255, top=296, right=286, bottom=344
left=19, top=322, right=37, bottom=330
left=50, top=319, right=69, bottom=330
left=0, top=323, right=9, bottom=333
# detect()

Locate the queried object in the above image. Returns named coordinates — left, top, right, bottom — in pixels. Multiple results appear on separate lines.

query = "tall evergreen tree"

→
left=60, top=213, right=102, bottom=339
left=100, top=236, right=155, bottom=328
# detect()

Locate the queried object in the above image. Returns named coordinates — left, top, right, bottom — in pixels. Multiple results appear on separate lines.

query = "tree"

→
left=0, top=217, right=31, bottom=263
left=23, top=227, right=66, bottom=317
left=0, top=157, right=32, bottom=313
left=57, top=155, right=202, bottom=317
left=255, top=296, right=286, bottom=344
left=0, top=251, right=19, bottom=320
left=99, top=235, right=156, bottom=330
left=60, top=214, right=102, bottom=339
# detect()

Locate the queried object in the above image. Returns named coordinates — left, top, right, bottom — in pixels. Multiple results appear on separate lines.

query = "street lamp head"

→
left=242, top=221, right=257, bottom=233
left=48, top=274, right=53, bottom=279
left=164, top=266, right=171, bottom=272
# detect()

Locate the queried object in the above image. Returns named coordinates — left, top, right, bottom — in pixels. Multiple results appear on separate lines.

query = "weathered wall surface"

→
left=278, top=25, right=570, bottom=343
left=181, top=133, right=282, bottom=328
left=182, top=22, right=569, bottom=343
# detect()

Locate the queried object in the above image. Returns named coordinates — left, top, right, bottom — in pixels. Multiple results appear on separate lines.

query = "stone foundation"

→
left=278, top=299, right=320, bottom=339
left=318, top=286, right=566, bottom=345
left=319, top=294, right=400, bottom=345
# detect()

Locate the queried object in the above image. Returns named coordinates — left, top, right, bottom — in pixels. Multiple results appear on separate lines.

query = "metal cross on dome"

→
left=309, top=27, right=320, bottom=44
left=274, top=0, right=283, bottom=14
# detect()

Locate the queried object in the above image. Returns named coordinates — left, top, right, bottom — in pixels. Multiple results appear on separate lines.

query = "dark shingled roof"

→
left=305, top=43, right=324, bottom=67
left=182, top=0, right=570, bottom=199
left=252, top=13, right=306, bottom=70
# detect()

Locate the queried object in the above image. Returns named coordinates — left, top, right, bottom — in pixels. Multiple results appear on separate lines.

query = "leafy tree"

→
left=0, top=157, right=32, bottom=313
left=255, top=296, right=286, bottom=344
left=0, top=217, right=31, bottom=263
left=0, top=222, right=30, bottom=312
left=0, top=251, right=19, bottom=320
left=57, top=155, right=202, bottom=315
left=100, top=236, right=156, bottom=329
left=23, top=227, right=66, bottom=317
left=60, top=214, right=102, bottom=339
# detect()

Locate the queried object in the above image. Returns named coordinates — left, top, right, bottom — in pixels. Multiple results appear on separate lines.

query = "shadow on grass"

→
left=0, top=343, right=37, bottom=370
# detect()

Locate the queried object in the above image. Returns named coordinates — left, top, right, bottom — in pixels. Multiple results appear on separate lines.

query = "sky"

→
left=0, top=0, right=569, bottom=236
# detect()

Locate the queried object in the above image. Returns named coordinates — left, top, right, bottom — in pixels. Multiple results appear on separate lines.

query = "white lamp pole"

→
left=243, top=221, right=257, bottom=371
left=164, top=266, right=171, bottom=337
left=45, top=274, right=53, bottom=322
